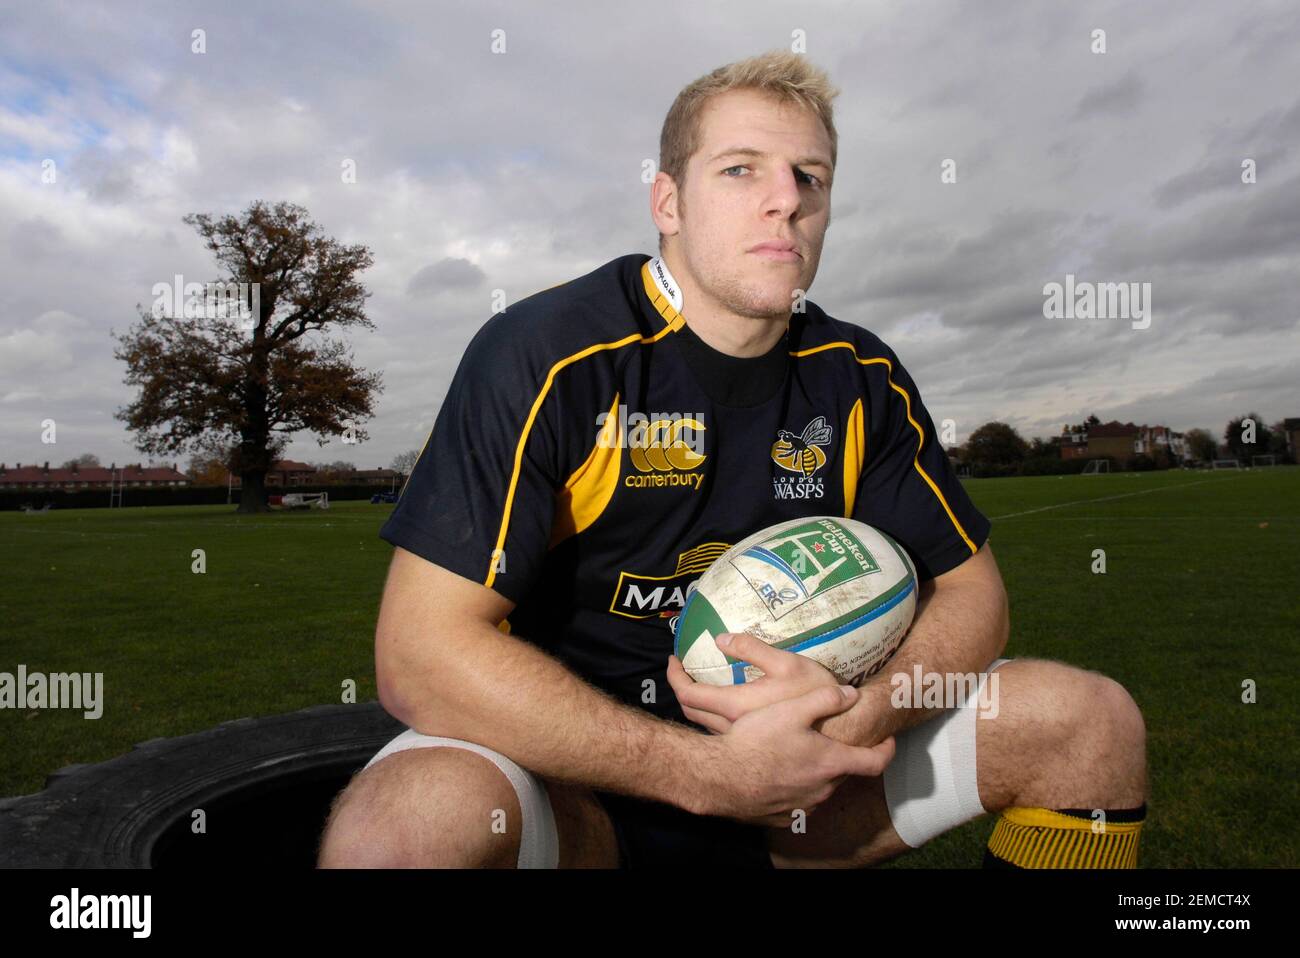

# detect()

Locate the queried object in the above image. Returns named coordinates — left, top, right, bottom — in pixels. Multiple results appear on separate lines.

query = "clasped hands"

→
left=666, top=631, right=896, bottom=827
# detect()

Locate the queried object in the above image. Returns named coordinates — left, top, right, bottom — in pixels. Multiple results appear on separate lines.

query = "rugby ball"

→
left=674, top=516, right=917, bottom=686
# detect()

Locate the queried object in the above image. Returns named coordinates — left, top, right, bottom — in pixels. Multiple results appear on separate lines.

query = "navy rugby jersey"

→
left=380, top=253, right=991, bottom=724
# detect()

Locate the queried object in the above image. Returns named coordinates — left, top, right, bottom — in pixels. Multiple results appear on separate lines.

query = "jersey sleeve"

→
left=379, top=315, right=561, bottom=604
left=851, top=343, right=990, bottom=582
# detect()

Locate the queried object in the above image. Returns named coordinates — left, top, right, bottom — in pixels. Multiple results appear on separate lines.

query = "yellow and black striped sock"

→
left=983, top=804, right=1146, bottom=868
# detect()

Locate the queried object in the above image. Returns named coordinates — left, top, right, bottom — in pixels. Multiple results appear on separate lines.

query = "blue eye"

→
left=722, top=165, right=823, bottom=187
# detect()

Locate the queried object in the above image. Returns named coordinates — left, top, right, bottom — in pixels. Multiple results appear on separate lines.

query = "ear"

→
left=650, top=170, right=683, bottom=240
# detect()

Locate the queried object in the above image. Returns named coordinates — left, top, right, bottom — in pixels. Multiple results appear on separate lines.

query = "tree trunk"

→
left=237, top=470, right=270, bottom=513
left=236, top=351, right=272, bottom=514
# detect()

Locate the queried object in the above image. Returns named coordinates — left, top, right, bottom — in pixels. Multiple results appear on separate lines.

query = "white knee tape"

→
left=365, top=729, right=560, bottom=868
left=883, top=657, right=1012, bottom=848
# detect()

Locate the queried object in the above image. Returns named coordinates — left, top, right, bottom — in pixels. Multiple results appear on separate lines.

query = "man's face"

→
left=663, top=87, right=833, bottom=321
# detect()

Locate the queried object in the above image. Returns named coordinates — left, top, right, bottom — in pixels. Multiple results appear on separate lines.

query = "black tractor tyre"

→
left=0, top=702, right=405, bottom=868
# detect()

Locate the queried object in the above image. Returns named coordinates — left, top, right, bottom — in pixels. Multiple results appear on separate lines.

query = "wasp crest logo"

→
left=772, top=415, right=831, bottom=499
left=772, top=416, right=832, bottom=477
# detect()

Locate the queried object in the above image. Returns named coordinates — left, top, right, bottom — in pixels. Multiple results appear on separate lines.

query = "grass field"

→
left=2, top=468, right=1297, bottom=866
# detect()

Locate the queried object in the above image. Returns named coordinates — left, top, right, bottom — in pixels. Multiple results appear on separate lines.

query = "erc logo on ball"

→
left=674, top=516, right=918, bottom=686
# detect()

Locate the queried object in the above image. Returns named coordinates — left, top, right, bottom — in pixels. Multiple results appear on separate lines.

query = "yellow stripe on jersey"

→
left=483, top=264, right=683, bottom=589
left=841, top=397, right=866, bottom=517
left=551, top=392, right=624, bottom=548
left=793, top=341, right=978, bottom=557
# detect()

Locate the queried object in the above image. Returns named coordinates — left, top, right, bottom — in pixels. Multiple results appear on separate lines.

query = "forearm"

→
left=831, top=564, right=1009, bottom=747
left=379, top=621, right=708, bottom=809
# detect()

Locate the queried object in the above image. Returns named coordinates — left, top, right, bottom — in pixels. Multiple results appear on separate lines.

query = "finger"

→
left=668, top=654, right=741, bottom=718
left=665, top=654, right=693, bottom=694
left=671, top=638, right=814, bottom=720
left=717, top=631, right=794, bottom=678
left=679, top=701, right=732, bottom=734
left=828, top=734, right=897, bottom=778
left=669, top=667, right=763, bottom=722
left=774, top=683, right=860, bottom=729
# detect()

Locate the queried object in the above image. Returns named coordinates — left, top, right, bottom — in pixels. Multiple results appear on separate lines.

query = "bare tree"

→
left=391, top=448, right=420, bottom=477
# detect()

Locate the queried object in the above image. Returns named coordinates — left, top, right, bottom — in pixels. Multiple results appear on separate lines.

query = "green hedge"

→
left=0, top=483, right=401, bottom=511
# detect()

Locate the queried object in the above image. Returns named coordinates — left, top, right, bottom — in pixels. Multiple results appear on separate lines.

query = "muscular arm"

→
left=375, top=546, right=708, bottom=808
left=824, top=541, right=1010, bottom=748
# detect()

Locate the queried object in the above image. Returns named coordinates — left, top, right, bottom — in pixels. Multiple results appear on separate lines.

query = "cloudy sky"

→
left=2, top=0, right=1297, bottom=473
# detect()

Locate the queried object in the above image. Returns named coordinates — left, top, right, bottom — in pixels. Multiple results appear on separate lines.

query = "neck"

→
left=659, top=247, right=790, bottom=358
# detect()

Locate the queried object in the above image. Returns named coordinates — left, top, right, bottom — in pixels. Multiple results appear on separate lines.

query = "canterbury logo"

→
left=629, top=419, right=707, bottom=473
left=772, top=415, right=832, bottom=477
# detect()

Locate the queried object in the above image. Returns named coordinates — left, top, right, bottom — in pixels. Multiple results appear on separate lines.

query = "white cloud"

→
left=0, top=0, right=1297, bottom=469
left=0, top=326, right=75, bottom=376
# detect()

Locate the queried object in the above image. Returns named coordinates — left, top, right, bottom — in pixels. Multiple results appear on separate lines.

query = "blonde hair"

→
left=657, top=51, right=841, bottom=250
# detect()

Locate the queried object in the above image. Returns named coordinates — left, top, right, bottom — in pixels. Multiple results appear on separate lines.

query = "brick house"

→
left=1060, top=427, right=1090, bottom=460
left=228, top=460, right=316, bottom=487
left=1082, top=422, right=1141, bottom=462
left=335, top=467, right=402, bottom=485
left=0, top=462, right=189, bottom=490
left=1058, top=421, right=1186, bottom=467
left=228, top=461, right=404, bottom=487
left=1285, top=418, right=1300, bottom=460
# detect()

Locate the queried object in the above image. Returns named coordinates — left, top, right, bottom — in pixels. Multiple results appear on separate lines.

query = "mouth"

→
left=749, top=242, right=801, bottom=263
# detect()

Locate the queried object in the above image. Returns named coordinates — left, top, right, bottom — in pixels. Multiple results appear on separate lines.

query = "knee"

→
left=1089, top=673, right=1146, bottom=755
left=1040, top=665, right=1146, bottom=758
left=1001, top=660, right=1144, bottom=756
left=317, top=746, right=523, bottom=869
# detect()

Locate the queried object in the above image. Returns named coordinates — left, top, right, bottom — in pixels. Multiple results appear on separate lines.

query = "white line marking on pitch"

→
left=1022, top=516, right=1295, bottom=521
left=0, top=527, right=150, bottom=538
left=990, top=476, right=1244, bottom=520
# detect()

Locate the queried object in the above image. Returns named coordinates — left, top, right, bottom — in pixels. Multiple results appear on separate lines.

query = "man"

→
left=318, top=51, right=1147, bottom=869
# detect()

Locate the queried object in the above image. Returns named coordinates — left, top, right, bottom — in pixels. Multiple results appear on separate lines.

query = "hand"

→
left=687, top=683, right=895, bottom=824
left=667, top=631, right=843, bottom=734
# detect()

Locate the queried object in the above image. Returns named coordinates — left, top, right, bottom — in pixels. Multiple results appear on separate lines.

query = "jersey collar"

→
left=637, top=252, right=808, bottom=348
left=639, top=255, right=686, bottom=333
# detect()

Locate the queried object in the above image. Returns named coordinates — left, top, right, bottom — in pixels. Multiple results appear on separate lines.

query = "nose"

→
left=763, top=168, right=804, bottom=218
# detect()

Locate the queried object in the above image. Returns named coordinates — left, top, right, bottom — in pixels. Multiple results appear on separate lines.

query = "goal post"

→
left=1212, top=459, right=1241, bottom=470
left=1250, top=455, right=1277, bottom=468
left=1081, top=459, right=1110, bottom=475
left=278, top=492, right=330, bottom=510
